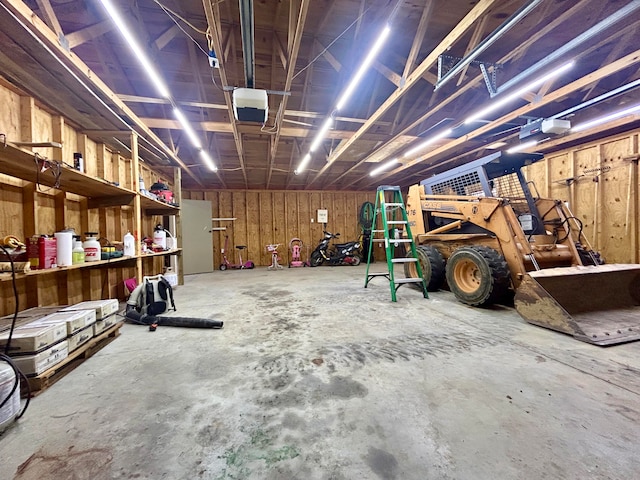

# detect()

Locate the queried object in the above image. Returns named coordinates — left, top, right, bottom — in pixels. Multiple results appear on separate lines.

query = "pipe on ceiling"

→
left=239, top=0, right=255, bottom=89
left=494, top=0, right=640, bottom=96
left=434, top=0, right=543, bottom=91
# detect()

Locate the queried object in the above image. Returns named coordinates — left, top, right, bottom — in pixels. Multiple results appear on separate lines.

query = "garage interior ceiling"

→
left=1, top=0, right=639, bottom=191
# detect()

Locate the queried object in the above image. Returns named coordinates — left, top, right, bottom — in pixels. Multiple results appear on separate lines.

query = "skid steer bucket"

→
left=514, top=264, right=640, bottom=345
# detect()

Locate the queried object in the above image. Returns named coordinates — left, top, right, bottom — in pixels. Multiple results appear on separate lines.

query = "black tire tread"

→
left=446, top=245, right=511, bottom=306
left=404, top=245, right=446, bottom=291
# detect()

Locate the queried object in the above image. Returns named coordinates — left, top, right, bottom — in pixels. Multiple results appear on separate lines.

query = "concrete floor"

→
left=1, top=264, right=639, bottom=479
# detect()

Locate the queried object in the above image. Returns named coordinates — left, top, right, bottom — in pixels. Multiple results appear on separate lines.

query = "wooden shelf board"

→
left=139, top=194, right=180, bottom=215
left=0, top=255, right=137, bottom=282
left=0, top=143, right=136, bottom=202
left=140, top=248, right=182, bottom=258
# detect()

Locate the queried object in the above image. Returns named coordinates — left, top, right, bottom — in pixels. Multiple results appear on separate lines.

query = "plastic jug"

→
left=123, top=231, right=135, bottom=256
left=153, top=224, right=167, bottom=250
left=83, top=233, right=101, bottom=262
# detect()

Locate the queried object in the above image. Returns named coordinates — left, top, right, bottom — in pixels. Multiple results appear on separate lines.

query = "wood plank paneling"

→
left=185, top=189, right=376, bottom=268
left=599, top=137, right=634, bottom=263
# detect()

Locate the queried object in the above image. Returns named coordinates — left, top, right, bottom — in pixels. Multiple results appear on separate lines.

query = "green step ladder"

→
left=364, top=185, right=428, bottom=301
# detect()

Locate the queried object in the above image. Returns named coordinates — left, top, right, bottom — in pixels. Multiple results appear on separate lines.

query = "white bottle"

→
left=123, top=231, right=135, bottom=256
left=83, top=233, right=101, bottom=262
left=153, top=224, right=167, bottom=250
left=72, top=239, right=85, bottom=264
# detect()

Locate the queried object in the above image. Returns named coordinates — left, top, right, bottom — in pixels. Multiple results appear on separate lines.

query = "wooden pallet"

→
left=21, top=321, right=124, bottom=397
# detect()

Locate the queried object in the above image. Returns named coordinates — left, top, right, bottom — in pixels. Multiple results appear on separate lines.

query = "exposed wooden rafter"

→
left=202, top=0, right=248, bottom=187
left=66, top=20, right=114, bottom=49
left=307, top=0, right=500, bottom=187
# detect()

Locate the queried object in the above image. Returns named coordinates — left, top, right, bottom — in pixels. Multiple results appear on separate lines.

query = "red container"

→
left=38, top=237, right=57, bottom=269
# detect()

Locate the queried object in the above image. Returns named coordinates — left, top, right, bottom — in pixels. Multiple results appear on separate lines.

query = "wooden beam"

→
left=337, top=0, right=617, bottom=190
left=401, top=0, right=434, bottom=81
left=3, top=0, right=202, bottom=187
left=374, top=61, right=401, bottom=87
left=66, top=20, right=114, bottom=49
left=386, top=48, right=640, bottom=180
left=202, top=0, right=248, bottom=187
left=118, top=94, right=394, bottom=126
left=154, top=24, right=181, bottom=51
left=269, top=0, right=310, bottom=162
left=138, top=117, right=415, bottom=143
left=308, top=0, right=500, bottom=185
left=456, top=15, right=488, bottom=87
left=274, top=32, right=288, bottom=70
left=314, top=39, right=342, bottom=72
left=35, top=0, right=63, bottom=39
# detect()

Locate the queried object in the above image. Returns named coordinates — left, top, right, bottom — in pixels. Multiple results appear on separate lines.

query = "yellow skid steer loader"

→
left=404, top=151, right=640, bottom=345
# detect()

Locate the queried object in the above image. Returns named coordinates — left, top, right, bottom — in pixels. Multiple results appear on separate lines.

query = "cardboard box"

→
left=30, top=309, right=96, bottom=336
left=68, top=324, right=93, bottom=352
left=12, top=340, right=68, bottom=376
left=0, top=306, right=65, bottom=332
left=0, top=323, right=67, bottom=355
left=60, top=299, right=119, bottom=320
left=93, top=314, right=118, bottom=336
left=27, top=236, right=40, bottom=269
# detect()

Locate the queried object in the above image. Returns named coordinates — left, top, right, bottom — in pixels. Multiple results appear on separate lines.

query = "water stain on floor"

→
left=15, top=446, right=113, bottom=479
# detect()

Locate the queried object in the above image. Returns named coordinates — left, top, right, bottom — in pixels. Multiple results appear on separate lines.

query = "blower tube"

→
left=125, top=310, right=223, bottom=329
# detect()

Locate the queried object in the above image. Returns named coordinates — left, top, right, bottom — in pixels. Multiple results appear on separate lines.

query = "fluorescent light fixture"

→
left=173, top=108, right=202, bottom=149
left=309, top=118, right=334, bottom=153
left=572, top=103, right=640, bottom=132
left=370, top=159, right=399, bottom=176
left=464, top=60, right=575, bottom=125
left=295, top=154, right=311, bottom=175
left=335, top=25, right=391, bottom=111
left=99, top=0, right=170, bottom=99
left=507, top=140, right=538, bottom=153
left=403, top=128, right=453, bottom=158
left=296, top=23, right=391, bottom=174
left=200, top=150, right=217, bottom=171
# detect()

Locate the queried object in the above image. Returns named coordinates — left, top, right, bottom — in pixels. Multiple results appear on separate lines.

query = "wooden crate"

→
left=21, top=321, right=123, bottom=397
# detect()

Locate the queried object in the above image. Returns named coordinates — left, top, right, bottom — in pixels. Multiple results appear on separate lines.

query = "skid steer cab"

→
left=404, top=151, right=640, bottom=346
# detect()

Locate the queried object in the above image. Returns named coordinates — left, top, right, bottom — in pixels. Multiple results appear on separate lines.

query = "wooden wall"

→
left=183, top=190, right=377, bottom=267
left=524, top=130, right=639, bottom=263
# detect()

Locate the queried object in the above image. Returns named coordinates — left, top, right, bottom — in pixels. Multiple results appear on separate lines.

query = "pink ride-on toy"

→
left=266, top=244, right=283, bottom=270
left=289, top=238, right=307, bottom=267
left=219, top=235, right=255, bottom=270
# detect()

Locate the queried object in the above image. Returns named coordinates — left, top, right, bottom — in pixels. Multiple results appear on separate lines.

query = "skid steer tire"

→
left=446, top=246, right=510, bottom=306
left=404, top=246, right=446, bottom=291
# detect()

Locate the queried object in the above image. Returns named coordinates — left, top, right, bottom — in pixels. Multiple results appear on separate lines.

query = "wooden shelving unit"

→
left=0, top=249, right=182, bottom=283
left=0, top=142, right=136, bottom=207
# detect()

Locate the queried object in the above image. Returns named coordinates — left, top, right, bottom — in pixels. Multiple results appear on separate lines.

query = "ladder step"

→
left=387, top=221, right=407, bottom=225
left=372, top=229, right=386, bottom=233
left=384, top=203, right=404, bottom=207
left=392, top=258, right=417, bottom=263
left=394, top=278, right=425, bottom=284
left=375, top=238, right=412, bottom=242
left=367, top=273, right=390, bottom=278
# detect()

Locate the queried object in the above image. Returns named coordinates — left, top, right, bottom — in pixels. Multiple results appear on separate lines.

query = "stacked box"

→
left=0, top=306, right=65, bottom=331
left=93, top=314, right=118, bottom=336
left=30, top=310, right=96, bottom=336
left=68, top=325, right=94, bottom=352
left=60, top=299, right=119, bottom=320
left=0, top=323, right=67, bottom=355
left=12, top=340, right=69, bottom=376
